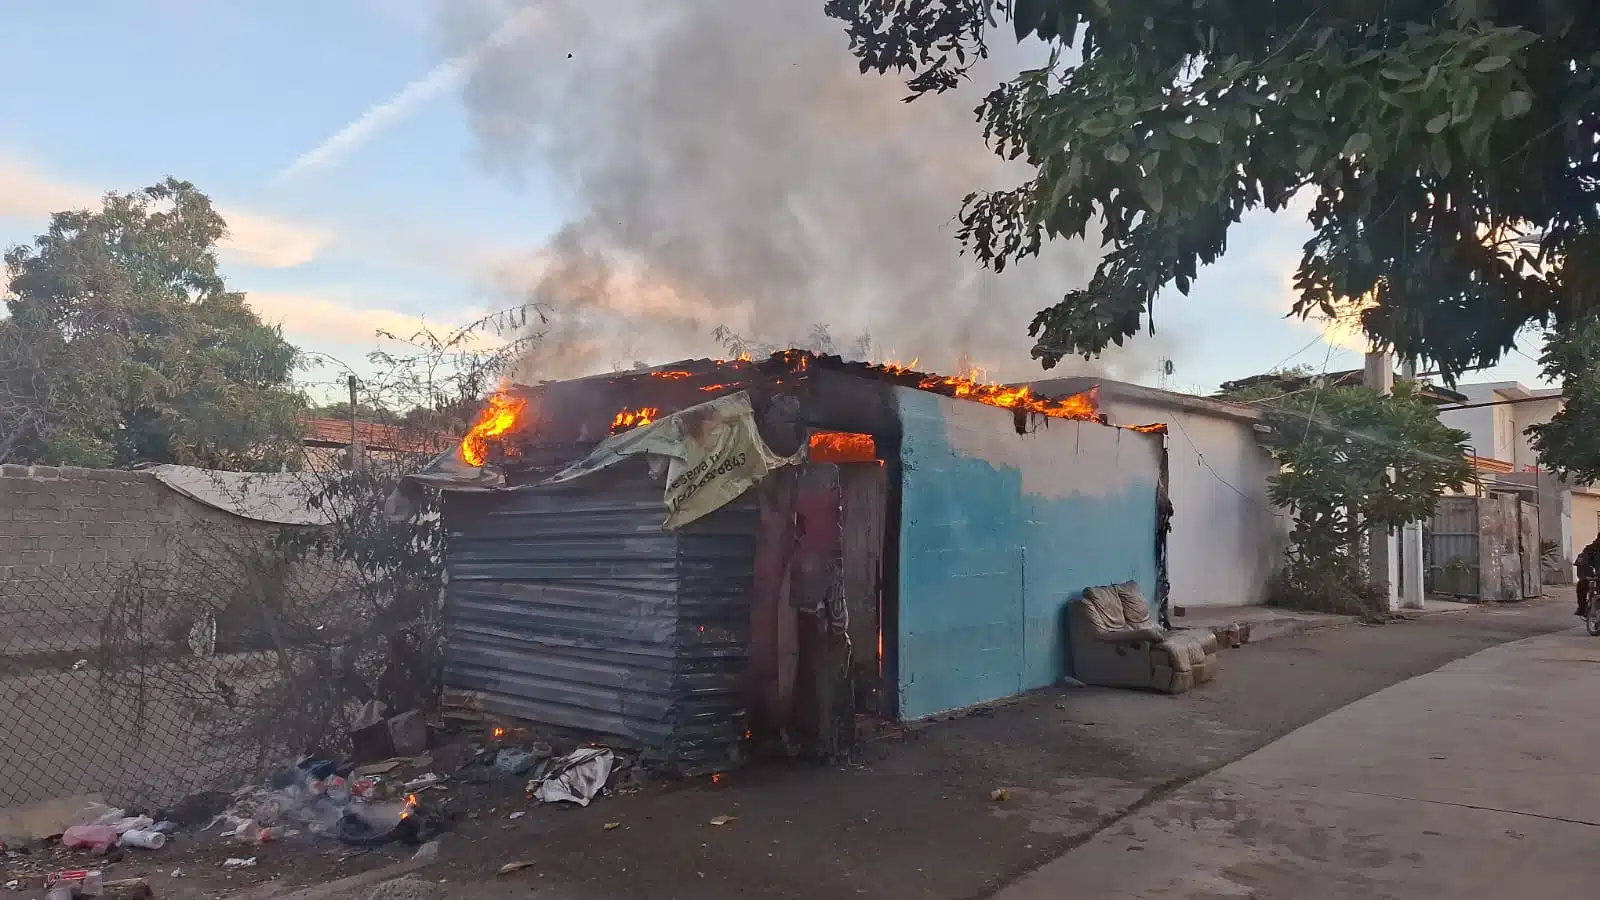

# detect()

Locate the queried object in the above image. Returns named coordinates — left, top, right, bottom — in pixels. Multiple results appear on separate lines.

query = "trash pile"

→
left=1, top=719, right=645, bottom=897
left=209, top=756, right=440, bottom=850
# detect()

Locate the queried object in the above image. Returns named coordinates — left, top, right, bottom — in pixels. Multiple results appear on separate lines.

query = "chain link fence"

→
left=0, top=536, right=439, bottom=809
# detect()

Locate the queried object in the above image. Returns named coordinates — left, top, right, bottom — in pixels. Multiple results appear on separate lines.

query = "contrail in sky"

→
left=272, top=5, right=544, bottom=184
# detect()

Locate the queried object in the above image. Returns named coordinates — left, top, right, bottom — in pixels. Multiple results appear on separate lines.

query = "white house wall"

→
left=1101, top=398, right=1287, bottom=608
left=1572, top=492, right=1600, bottom=564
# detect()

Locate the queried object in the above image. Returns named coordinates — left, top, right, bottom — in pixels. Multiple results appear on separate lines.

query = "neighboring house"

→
left=299, top=416, right=451, bottom=471
left=1028, top=377, right=1287, bottom=608
left=1439, top=381, right=1593, bottom=576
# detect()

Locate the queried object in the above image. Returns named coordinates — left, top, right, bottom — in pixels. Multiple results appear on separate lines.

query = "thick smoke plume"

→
left=435, top=0, right=1171, bottom=383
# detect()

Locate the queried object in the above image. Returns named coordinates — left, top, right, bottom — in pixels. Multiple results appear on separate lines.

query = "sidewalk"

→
left=1174, top=595, right=1486, bottom=647
left=997, top=619, right=1600, bottom=899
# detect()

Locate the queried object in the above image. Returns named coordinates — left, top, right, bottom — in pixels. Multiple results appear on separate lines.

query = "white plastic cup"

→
left=119, top=829, right=167, bottom=850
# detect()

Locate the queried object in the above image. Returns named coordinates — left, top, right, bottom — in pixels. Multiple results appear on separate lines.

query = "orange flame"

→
left=461, top=392, right=528, bottom=466
left=1125, top=423, right=1167, bottom=434
left=699, top=383, right=735, bottom=393
left=492, top=727, right=505, bottom=739
left=611, top=406, right=660, bottom=433
left=809, top=431, right=878, bottom=464
left=650, top=370, right=693, bottom=380
left=906, top=368, right=1100, bottom=422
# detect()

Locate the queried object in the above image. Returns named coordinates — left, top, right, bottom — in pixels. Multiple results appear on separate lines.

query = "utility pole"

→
left=1364, top=350, right=1400, bottom=612
left=1398, top=359, right=1426, bottom=610
left=347, top=375, right=365, bottom=472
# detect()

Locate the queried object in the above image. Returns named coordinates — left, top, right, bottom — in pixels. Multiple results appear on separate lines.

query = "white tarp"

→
left=541, top=391, right=801, bottom=529
left=149, top=465, right=330, bottom=527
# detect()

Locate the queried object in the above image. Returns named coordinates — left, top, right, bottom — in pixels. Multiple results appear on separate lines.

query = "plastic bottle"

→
left=61, top=825, right=118, bottom=852
left=232, top=820, right=261, bottom=843
left=118, top=829, right=167, bottom=850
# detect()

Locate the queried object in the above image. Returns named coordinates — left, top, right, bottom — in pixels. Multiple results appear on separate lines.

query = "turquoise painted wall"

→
left=895, top=388, right=1162, bottom=719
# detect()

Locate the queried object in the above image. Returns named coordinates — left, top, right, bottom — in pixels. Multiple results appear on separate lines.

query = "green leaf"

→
left=1342, top=132, right=1373, bottom=156
left=1013, top=0, right=1047, bottom=40
left=1104, top=143, right=1130, bottom=163
left=1081, top=120, right=1114, bottom=137
left=1431, top=138, right=1452, bottom=177
left=1501, top=91, right=1532, bottom=119
left=1168, top=121, right=1196, bottom=140
left=1426, top=113, right=1450, bottom=134
left=1192, top=120, right=1223, bottom=144
left=1297, top=144, right=1320, bottom=170
left=1474, top=56, right=1511, bottom=73
left=1139, top=177, right=1165, bottom=214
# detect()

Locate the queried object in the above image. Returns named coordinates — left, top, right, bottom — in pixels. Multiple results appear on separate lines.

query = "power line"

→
left=1168, top=417, right=1282, bottom=514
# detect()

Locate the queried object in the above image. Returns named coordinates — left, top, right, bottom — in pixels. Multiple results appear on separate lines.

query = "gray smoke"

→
left=435, top=0, right=1172, bottom=383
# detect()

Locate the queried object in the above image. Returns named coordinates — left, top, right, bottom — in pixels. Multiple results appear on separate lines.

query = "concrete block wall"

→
left=0, top=464, right=279, bottom=652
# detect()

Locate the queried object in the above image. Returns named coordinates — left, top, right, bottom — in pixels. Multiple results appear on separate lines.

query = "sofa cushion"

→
left=1113, top=580, right=1154, bottom=628
left=1158, top=631, right=1216, bottom=673
left=1079, top=585, right=1127, bottom=635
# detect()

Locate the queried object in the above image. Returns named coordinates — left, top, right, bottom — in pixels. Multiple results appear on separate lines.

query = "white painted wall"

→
left=1440, top=383, right=1512, bottom=461
left=1100, top=398, right=1287, bottom=608
left=1572, top=492, right=1600, bottom=566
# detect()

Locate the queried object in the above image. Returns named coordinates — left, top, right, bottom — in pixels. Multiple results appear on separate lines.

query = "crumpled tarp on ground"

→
left=149, top=465, right=330, bottom=526
left=530, top=748, right=614, bottom=807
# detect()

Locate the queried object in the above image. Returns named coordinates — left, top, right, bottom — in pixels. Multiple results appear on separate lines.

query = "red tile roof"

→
left=299, top=417, right=453, bottom=455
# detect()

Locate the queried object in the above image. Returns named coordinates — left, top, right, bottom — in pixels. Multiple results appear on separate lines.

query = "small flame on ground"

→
left=492, top=727, right=505, bottom=739
left=809, top=431, right=878, bottom=464
left=401, top=793, right=419, bottom=819
left=699, top=383, right=737, bottom=392
left=712, top=773, right=723, bottom=784
left=460, top=392, right=527, bottom=466
left=611, top=406, right=660, bottom=433
left=650, top=370, right=693, bottom=380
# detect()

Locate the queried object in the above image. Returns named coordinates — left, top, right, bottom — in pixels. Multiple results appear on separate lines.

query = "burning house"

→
left=412, top=352, right=1169, bottom=770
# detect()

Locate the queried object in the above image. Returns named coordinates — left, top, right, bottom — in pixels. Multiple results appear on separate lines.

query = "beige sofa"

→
left=1067, top=581, right=1218, bottom=694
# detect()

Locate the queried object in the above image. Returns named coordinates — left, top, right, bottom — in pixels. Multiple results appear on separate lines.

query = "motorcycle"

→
left=1583, top=575, right=1600, bottom=637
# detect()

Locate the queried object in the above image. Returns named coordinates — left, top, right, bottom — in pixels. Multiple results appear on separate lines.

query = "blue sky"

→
left=0, top=1, right=1549, bottom=399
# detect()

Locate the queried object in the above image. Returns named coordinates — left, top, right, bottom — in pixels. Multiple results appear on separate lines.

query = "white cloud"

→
left=273, top=4, right=546, bottom=182
left=0, top=156, right=330, bottom=269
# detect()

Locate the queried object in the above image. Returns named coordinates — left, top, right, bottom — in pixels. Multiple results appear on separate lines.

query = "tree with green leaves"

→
left=1219, top=373, right=1472, bottom=614
left=0, top=178, right=304, bottom=469
left=1526, top=315, right=1600, bottom=483
left=828, top=0, right=1600, bottom=464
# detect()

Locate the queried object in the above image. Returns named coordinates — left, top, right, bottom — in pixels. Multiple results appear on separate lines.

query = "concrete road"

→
left=997, top=623, right=1600, bottom=899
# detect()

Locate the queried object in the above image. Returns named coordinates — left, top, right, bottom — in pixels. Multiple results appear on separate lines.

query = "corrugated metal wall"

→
left=441, top=462, right=756, bottom=770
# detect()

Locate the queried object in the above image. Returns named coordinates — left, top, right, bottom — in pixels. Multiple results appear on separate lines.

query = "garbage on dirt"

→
left=401, top=773, right=441, bottom=792
left=116, top=830, right=165, bottom=851
left=990, top=788, right=1013, bottom=802
left=528, top=748, right=614, bottom=807
left=222, top=858, right=256, bottom=869
left=708, top=815, right=736, bottom=826
left=61, top=826, right=119, bottom=853
left=44, top=870, right=102, bottom=894
left=495, top=861, right=536, bottom=876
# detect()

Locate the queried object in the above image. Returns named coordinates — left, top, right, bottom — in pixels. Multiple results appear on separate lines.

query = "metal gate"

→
left=1427, top=496, right=1481, bottom=598
left=1425, top=493, right=1542, bottom=602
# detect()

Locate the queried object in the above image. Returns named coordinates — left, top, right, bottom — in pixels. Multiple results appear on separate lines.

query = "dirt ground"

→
left=11, top=597, right=1576, bottom=900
